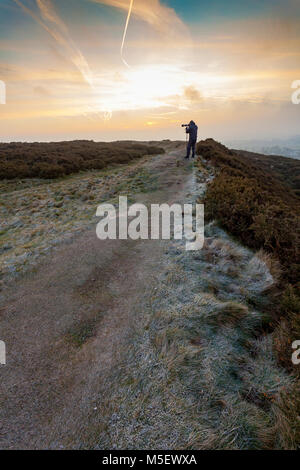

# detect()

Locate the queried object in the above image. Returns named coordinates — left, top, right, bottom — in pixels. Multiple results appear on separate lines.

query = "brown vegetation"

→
left=197, top=138, right=300, bottom=284
left=197, top=138, right=299, bottom=345
left=197, top=139, right=300, bottom=447
left=237, top=149, right=300, bottom=197
left=0, top=140, right=165, bottom=180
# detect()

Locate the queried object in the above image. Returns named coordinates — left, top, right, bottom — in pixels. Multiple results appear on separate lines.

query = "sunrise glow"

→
left=0, top=0, right=299, bottom=141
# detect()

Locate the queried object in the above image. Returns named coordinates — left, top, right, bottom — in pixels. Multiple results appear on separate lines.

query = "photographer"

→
left=182, top=120, right=198, bottom=159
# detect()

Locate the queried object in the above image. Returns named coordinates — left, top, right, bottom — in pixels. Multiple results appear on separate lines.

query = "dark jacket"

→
left=186, top=121, right=198, bottom=142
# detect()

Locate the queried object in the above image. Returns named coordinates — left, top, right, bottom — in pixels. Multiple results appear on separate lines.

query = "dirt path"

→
left=0, top=145, right=193, bottom=449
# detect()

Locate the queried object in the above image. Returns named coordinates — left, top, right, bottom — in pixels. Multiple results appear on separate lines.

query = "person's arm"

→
left=186, top=126, right=190, bottom=134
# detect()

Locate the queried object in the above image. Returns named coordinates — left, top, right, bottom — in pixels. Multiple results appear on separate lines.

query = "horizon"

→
left=1, top=135, right=300, bottom=144
left=0, top=0, right=300, bottom=141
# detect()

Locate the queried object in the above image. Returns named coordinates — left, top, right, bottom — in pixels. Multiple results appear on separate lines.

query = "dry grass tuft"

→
left=273, top=285, right=300, bottom=376
left=256, top=249, right=281, bottom=284
left=272, top=382, right=300, bottom=450
left=215, top=302, right=249, bottom=326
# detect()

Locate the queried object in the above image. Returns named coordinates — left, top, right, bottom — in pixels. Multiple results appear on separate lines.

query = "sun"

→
left=92, top=64, right=190, bottom=116
left=124, top=65, right=186, bottom=109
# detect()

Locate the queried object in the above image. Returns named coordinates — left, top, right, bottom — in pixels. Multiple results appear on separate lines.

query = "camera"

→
left=181, top=124, right=189, bottom=127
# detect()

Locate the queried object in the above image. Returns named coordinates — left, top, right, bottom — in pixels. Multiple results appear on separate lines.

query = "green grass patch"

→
left=66, top=317, right=99, bottom=348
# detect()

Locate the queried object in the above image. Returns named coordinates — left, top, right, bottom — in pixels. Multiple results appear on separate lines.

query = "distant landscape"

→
left=226, top=136, right=300, bottom=160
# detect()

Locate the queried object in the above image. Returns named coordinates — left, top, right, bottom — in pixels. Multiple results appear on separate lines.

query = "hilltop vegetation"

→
left=0, top=141, right=164, bottom=180
left=197, top=139, right=300, bottom=284
left=197, top=139, right=300, bottom=379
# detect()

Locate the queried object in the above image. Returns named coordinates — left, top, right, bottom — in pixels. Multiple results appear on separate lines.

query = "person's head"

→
left=189, top=120, right=195, bottom=126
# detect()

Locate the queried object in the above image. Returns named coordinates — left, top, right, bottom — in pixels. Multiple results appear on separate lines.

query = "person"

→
left=185, top=120, right=198, bottom=159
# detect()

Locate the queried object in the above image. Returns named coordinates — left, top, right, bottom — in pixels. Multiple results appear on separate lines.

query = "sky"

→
left=0, top=0, right=299, bottom=142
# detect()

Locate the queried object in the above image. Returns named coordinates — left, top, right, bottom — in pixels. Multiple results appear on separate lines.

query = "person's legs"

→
left=191, top=141, right=196, bottom=158
left=185, top=141, right=191, bottom=159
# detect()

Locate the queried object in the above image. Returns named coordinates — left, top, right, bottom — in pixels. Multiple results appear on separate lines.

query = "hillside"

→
left=236, top=149, right=300, bottom=196
left=0, top=141, right=299, bottom=449
left=197, top=138, right=300, bottom=400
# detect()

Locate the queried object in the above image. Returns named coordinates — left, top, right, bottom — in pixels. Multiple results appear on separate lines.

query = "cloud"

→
left=90, top=0, right=193, bottom=69
left=36, top=0, right=68, bottom=32
left=184, top=85, right=202, bottom=103
left=12, top=0, right=93, bottom=86
left=34, top=85, right=51, bottom=96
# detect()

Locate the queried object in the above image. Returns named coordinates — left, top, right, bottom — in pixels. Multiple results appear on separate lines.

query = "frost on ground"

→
left=0, top=158, right=157, bottom=285
left=96, top=159, right=294, bottom=450
left=0, top=149, right=295, bottom=450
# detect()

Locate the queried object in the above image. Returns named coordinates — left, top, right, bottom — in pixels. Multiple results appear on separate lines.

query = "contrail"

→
left=120, top=0, right=134, bottom=68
